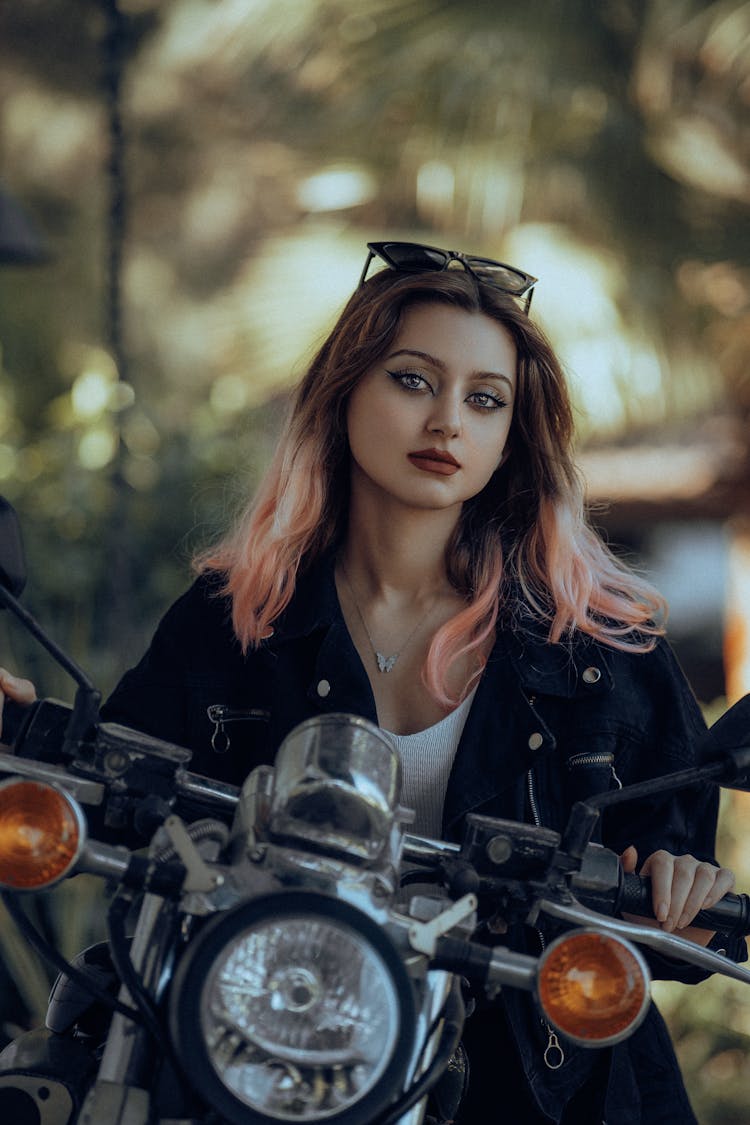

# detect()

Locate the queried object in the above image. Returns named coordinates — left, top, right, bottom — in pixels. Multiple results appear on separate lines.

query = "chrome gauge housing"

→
left=266, top=714, right=401, bottom=864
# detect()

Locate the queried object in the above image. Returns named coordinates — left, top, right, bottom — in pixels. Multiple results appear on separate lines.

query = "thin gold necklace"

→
left=339, top=564, right=436, bottom=674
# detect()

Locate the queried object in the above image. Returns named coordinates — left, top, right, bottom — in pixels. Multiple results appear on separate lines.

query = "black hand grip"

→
left=620, top=872, right=750, bottom=937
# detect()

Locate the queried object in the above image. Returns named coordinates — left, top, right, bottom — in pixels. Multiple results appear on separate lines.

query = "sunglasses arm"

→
left=358, top=250, right=376, bottom=288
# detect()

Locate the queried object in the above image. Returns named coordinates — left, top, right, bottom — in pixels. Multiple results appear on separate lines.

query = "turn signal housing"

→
left=537, top=929, right=650, bottom=1046
left=0, top=778, right=85, bottom=890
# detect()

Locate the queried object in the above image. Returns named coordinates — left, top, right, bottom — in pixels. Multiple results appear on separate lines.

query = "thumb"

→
left=620, top=845, right=638, bottom=873
left=0, top=669, right=37, bottom=705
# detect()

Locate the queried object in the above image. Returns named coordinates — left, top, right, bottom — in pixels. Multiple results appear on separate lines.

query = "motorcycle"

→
left=0, top=493, right=750, bottom=1125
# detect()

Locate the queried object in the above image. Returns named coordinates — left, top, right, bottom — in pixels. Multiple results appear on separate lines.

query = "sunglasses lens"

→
left=379, top=243, right=448, bottom=271
left=466, top=258, right=531, bottom=294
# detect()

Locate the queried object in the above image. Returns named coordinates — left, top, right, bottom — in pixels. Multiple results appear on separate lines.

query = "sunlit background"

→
left=0, top=1, right=749, bottom=1118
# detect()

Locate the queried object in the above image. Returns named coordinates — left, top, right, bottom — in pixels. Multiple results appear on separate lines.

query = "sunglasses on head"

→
left=359, top=241, right=538, bottom=312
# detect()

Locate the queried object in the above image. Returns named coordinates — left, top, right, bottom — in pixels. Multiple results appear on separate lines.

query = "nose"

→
left=426, top=392, right=461, bottom=438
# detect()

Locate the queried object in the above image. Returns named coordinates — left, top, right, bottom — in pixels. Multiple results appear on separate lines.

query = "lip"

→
left=407, top=448, right=461, bottom=476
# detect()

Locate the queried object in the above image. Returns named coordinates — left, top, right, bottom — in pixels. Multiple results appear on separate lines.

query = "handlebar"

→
left=405, top=830, right=750, bottom=938
left=620, top=872, right=750, bottom=938
left=5, top=730, right=750, bottom=939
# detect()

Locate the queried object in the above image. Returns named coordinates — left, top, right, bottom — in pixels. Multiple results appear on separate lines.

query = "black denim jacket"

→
left=101, top=558, right=744, bottom=1123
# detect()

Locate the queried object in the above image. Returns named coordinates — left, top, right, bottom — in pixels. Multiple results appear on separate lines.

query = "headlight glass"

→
left=171, top=892, right=414, bottom=1124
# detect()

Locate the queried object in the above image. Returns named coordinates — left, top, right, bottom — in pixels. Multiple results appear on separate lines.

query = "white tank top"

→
left=382, top=687, right=477, bottom=838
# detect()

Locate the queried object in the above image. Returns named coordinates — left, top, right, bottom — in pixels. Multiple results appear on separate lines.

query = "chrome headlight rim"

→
left=169, top=890, right=416, bottom=1125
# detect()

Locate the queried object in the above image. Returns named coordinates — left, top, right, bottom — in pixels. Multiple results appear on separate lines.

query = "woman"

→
left=0, top=241, right=742, bottom=1122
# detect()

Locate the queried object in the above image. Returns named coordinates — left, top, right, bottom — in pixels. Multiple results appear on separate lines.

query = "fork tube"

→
left=396, top=969, right=454, bottom=1124
left=95, top=891, right=172, bottom=1085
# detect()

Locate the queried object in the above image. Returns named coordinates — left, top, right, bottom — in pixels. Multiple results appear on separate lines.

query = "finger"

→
left=0, top=669, right=36, bottom=705
left=0, top=670, right=37, bottom=740
left=693, top=866, right=736, bottom=914
left=674, top=861, right=725, bottom=929
left=619, top=845, right=639, bottom=874
left=639, top=850, right=675, bottom=924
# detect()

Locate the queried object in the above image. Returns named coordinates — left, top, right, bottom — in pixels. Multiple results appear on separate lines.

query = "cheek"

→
left=495, top=425, right=513, bottom=468
left=477, top=417, right=513, bottom=473
left=495, top=411, right=514, bottom=465
left=349, top=392, right=404, bottom=449
left=345, top=393, right=368, bottom=447
left=346, top=393, right=387, bottom=464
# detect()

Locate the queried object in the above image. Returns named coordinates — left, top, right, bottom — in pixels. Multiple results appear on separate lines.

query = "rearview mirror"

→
left=700, top=693, right=750, bottom=791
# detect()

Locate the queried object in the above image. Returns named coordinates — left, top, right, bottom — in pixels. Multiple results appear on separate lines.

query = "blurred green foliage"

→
left=0, top=0, right=747, bottom=684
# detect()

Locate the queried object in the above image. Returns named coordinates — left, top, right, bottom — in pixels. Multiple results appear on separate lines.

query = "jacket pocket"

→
left=207, top=704, right=271, bottom=754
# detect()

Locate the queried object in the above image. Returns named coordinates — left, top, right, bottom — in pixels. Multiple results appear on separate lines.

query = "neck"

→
left=340, top=478, right=460, bottom=601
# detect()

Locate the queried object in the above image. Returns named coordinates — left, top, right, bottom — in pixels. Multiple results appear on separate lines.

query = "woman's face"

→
left=346, top=302, right=516, bottom=516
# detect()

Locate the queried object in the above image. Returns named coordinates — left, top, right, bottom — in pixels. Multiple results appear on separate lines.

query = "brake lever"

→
left=539, top=896, right=750, bottom=984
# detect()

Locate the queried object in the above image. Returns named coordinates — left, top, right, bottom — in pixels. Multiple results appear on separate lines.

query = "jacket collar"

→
left=273, top=553, right=342, bottom=641
left=498, top=625, right=614, bottom=699
left=274, top=552, right=615, bottom=701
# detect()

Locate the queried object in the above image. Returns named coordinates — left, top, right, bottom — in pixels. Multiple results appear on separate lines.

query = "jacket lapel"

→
left=443, top=626, right=614, bottom=838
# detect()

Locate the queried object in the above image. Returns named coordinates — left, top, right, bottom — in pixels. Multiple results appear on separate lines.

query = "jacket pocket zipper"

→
left=567, top=750, right=623, bottom=789
left=207, top=704, right=270, bottom=753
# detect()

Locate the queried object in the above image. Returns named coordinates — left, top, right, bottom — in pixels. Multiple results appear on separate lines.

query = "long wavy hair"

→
left=198, top=267, right=665, bottom=708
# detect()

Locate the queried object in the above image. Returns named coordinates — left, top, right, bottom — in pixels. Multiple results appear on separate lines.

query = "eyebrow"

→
left=386, top=348, right=515, bottom=393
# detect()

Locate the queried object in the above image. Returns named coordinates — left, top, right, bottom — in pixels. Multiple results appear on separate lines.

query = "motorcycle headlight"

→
left=170, top=891, right=415, bottom=1125
left=537, top=929, right=650, bottom=1046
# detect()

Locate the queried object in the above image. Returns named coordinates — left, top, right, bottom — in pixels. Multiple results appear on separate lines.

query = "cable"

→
left=106, top=890, right=168, bottom=1048
left=0, top=890, right=142, bottom=1025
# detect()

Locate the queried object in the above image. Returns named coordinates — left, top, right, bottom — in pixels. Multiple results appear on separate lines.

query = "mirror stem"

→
left=0, top=586, right=100, bottom=752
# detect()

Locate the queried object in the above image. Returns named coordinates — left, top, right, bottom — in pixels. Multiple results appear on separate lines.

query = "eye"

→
left=386, top=368, right=432, bottom=393
left=467, top=390, right=508, bottom=411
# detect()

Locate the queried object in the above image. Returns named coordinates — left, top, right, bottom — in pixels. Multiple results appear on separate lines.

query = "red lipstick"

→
left=407, top=448, right=461, bottom=475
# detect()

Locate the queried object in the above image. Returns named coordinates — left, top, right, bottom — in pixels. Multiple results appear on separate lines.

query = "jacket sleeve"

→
left=600, top=640, right=747, bottom=977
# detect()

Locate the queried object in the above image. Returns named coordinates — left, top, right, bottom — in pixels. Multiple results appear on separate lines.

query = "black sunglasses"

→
left=359, top=240, right=538, bottom=312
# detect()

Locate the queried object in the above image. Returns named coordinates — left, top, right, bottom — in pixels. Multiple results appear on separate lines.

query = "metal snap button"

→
left=316, top=679, right=331, bottom=698
left=582, top=666, right=602, bottom=684
left=528, top=731, right=544, bottom=751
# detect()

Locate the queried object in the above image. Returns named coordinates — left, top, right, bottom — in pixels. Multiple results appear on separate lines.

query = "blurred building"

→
left=581, top=415, right=750, bottom=704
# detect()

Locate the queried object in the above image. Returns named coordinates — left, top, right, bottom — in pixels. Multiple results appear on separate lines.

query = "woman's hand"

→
left=0, top=668, right=37, bottom=739
left=620, top=845, right=735, bottom=947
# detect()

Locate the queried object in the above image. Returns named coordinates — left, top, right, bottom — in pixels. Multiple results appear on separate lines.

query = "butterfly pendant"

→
left=376, top=652, right=398, bottom=673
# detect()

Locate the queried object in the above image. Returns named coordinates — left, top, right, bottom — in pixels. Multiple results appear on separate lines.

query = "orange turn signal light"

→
left=0, top=778, right=85, bottom=890
left=537, top=929, right=650, bottom=1046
